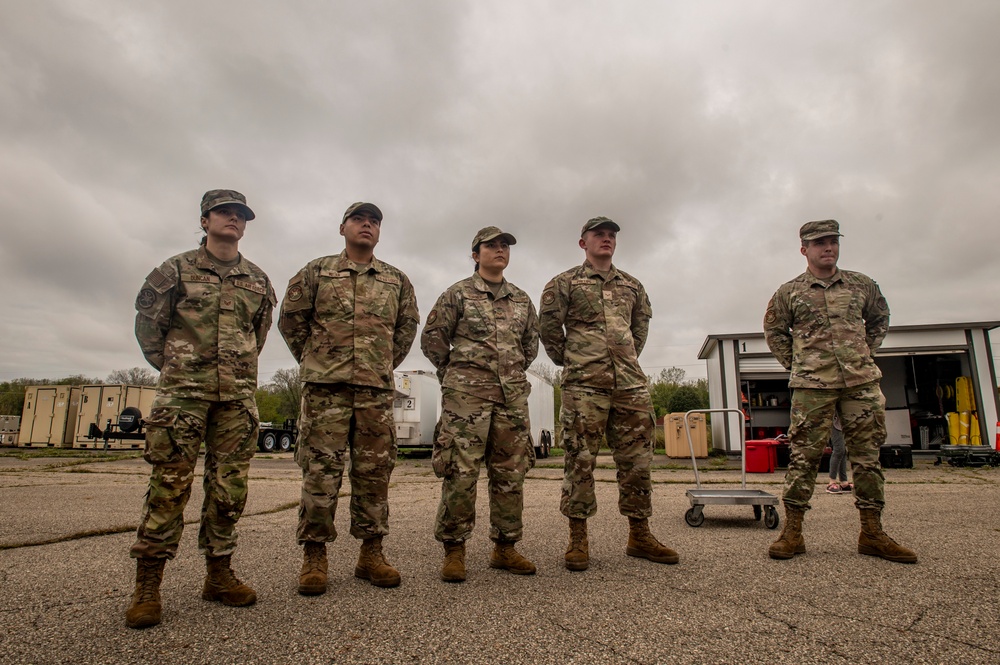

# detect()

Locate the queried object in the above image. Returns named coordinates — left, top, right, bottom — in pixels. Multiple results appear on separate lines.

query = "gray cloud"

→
left=1, top=0, right=997, bottom=384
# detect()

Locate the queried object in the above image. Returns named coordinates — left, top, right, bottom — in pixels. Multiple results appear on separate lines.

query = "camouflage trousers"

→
left=560, top=385, right=655, bottom=520
left=783, top=381, right=886, bottom=511
left=433, top=388, right=535, bottom=543
left=295, top=382, right=397, bottom=544
left=130, top=396, right=259, bottom=560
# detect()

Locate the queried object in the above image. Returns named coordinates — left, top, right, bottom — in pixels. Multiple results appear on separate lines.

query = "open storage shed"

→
left=698, top=322, right=999, bottom=454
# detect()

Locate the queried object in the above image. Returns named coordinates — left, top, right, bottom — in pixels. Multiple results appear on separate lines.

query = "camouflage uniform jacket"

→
left=763, top=269, right=889, bottom=389
left=278, top=250, right=419, bottom=390
left=539, top=261, right=651, bottom=390
left=421, top=272, right=539, bottom=404
left=134, top=245, right=276, bottom=401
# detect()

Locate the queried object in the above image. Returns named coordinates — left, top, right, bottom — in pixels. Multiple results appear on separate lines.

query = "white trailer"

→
left=391, top=369, right=557, bottom=458
left=527, top=368, right=555, bottom=458
left=392, top=370, right=441, bottom=447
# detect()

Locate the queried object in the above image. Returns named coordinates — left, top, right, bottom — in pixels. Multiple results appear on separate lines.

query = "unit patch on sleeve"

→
left=287, top=285, right=304, bottom=302
left=136, top=288, right=157, bottom=310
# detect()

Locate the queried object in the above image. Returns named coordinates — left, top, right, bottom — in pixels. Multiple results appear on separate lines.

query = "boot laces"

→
left=136, top=562, right=161, bottom=603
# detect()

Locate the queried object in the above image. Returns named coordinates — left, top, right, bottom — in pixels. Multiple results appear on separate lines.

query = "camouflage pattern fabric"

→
left=538, top=261, right=651, bottom=390
left=432, top=388, right=535, bottom=543
left=783, top=383, right=886, bottom=510
left=134, top=245, right=276, bottom=401
left=559, top=385, right=655, bottom=519
left=421, top=272, right=539, bottom=404
left=278, top=250, right=419, bottom=390
left=130, top=396, right=259, bottom=559
left=763, top=269, right=889, bottom=389
left=295, top=383, right=397, bottom=544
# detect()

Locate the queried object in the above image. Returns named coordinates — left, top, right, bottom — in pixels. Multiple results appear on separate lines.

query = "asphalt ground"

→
left=1, top=450, right=998, bottom=664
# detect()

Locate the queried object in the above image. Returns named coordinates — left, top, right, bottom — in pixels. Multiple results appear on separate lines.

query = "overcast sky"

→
left=2, top=0, right=998, bottom=387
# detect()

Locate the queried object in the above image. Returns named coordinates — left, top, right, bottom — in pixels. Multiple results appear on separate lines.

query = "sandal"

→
left=839, top=482, right=853, bottom=492
left=825, top=482, right=843, bottom=494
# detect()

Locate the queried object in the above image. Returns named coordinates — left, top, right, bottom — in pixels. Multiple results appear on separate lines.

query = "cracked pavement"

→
left=1, top=452, right=998, bottom=664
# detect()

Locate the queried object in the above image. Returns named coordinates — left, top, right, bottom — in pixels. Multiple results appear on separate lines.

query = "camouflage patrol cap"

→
left=343, top=202, right=383, bottom=223
left=581, top=216, right=621, bottom=236
left=799, top=219, right=843, bottom=241
left=471, top=226, right=517, bottom=251
left=201, top=189, right=255, bottom=221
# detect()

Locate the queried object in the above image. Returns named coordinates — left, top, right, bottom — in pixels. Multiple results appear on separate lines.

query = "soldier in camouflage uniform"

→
left=279, top=202, right=419, bottom=594
left=127, top=189, right=276, bottom=629
left=764, top=219, right=917, bottom=563
left=539, top=217, right=678, bottom=571
left=421, top=226, right=539, bottom=582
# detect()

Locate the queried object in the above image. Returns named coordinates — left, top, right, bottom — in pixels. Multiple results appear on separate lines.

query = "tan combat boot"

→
left=354, top=536, right=401, bottom=588
left=565, top=517, right=589, bottom=571
left=489, top=540, right=537, bottom=575
left=768, top=506, right=806, bottom=560
left=202, top=554, right=257, bottom=606
left=298, top=542, right=328, bottom=596
left=858, top=508, right=918, bottom=563
left=626, top=517, right=680, bottom=564
left=125, top=557, right=165, bottom=629
left=441, top=541, right=467, bottom=583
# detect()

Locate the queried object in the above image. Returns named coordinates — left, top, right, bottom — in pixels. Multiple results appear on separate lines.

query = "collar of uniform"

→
left=581, top=260, right=619, bottom=281
left=334, top=249, right=382, bottom=274
left=471, top=271, right=510, bottom=298
left=196, top=245, right=248, bottom=277
left=804, top=268, right=842, bottom=287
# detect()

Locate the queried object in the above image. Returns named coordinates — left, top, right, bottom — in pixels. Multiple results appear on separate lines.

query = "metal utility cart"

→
left=682, top=408, right=780, bottom=529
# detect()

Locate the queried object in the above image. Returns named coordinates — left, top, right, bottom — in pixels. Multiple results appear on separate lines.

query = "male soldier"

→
left=539, top=216, right=678, bottom=571
left=421, top=226, right=539, bottom=582
left=279, top=202, right=419, bottom=594
left=764, top=219, right=917, bottom=563
left=127, top=190, right=276, bottom=629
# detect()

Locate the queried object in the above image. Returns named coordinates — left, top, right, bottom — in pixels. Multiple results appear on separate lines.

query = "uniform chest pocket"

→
left=461, top=295, right=495, bottom=339
left=369, top=275, right=401, bottom=319
left=568, top=283, right=602, bottom=323
left=177, top=277, right=220, bottom=315
left=508, top=297, right=529, bottom=332
left=232, top=282, right=265, bottom=329
left=825, top=288, right=859, bottom=322
left=611, top=284, right=638, bottom=316
left=316, top=272, right=353, bottom=317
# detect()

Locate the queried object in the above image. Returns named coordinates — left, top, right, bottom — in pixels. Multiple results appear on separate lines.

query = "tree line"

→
left=0, top=367, right=158, bottom=416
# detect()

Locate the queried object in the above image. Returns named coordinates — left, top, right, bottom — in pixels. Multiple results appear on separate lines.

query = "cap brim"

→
left=474, top=232, right=517, bottom=249
left=209, top=200, right=255, bottom=221
left=582, top=222, right=620, bottom=235
left=802, top=232, right=842, bottom=241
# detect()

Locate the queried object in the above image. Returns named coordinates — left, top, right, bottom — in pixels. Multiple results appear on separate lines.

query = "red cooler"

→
left=745, top=439, right=778, bottom=473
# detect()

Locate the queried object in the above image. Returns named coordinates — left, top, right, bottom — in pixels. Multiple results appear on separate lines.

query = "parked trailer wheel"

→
left=764, top=506, right=780, bottom=529
left=278, top=433, right=293, bottom=452
left=536, top=430, right=552, bottom=459
left=118, top=406, right=143, bottom=433
left=260, top=432, right=277, bottom=453
left=684, top=507, right=705, bottom=527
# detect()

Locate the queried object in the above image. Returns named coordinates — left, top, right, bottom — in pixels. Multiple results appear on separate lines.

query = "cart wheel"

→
left=753, top=505, right=762, bottom=521
left=684, top=507, right=705, bottom=528
left=763, top=506, right=780, bottom=529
